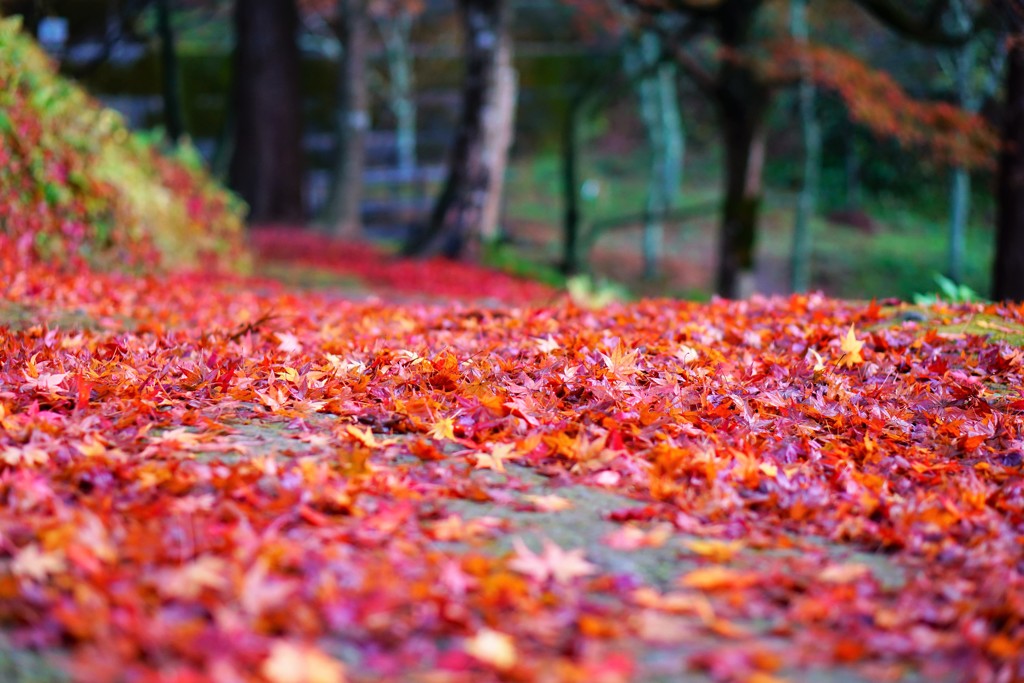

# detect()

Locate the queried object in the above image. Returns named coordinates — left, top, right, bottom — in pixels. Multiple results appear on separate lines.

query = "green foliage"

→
left=566, top=274, right=630, bottom=308
left=0, top=17, right=247, bottom=272
left=913, top=273, right=984, bottom=305
left=482, top=239, right=566, bottom=289
left=797, top=202, right=992, bottom=301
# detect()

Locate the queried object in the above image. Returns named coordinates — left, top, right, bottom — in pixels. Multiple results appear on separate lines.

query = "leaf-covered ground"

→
left=2, top=235, right=1023, bottom=683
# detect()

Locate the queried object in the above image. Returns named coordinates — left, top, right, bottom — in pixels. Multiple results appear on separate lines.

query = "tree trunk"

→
left=324, top=0, right=369, bottom=238
left=714, top=3, right=768, bottom=299
left=628, top=31, right=684, bottom=281
left=229, top=0, right=305, bottom=224
left=717, top=109, right=765, bottom=299
left=479, top=10, right=517, bottom=243
left=654, top=42, right=684, bottom=278
left=994, top=37, right=1024, bottom=301
left=946, top=0, right=975, bottom=284
left=561, top=96, right=582, bottom=275
left=948, top=166, right=970, bottom=284
left=377, top=12, right=417, bottom=189
left=403, top=0, right=505, bottom=258
left=156, top=0, right=183, bottom=144
left=789, top=0, right=821, bottom=293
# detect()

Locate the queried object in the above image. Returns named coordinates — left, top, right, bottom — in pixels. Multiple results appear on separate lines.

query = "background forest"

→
left=2, top=0, right=1022, bottom=303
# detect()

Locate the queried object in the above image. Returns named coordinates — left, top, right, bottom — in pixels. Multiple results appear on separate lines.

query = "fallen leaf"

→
left=464, top=628, right=517, bottom=671
left=839, top=324, right=865, bottom=368
left=678, top=566, right=759, bottom=591
left=262, top=641, right=346, bottom=683
left=509, top=537, right=598, bottom=585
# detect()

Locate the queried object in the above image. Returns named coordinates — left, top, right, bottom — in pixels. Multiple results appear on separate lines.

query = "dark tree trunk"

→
left=156, top=0, right=183, bottom=144
left=229, top=0, right=305, bottom=224
left=714, top=3, right=768, bottom=299
left=403, top=0, right=504, bottom=258
left=995, top=35, right=1024, bottom=301
left=717, top=100, right=767, bottom=299
left=561, top=99, right=582, bottom=275
left=324, top=0, right=369, bottom=238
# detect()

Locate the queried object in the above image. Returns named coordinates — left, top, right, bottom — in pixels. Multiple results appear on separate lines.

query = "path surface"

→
left=1, top=247, right=1022, bottom=682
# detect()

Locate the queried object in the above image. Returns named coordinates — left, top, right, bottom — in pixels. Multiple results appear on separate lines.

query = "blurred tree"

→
left=938, top=0, right=1003, bottom=285
left=995, top=0, right=1024, bottom=301
left=626, top=29, right=684, bottom=281
left=478, top=1, right=517, bottom=245
left=788, top=0, right=820, bottom=294
left=229, top=0, right=305, bottom=223
left=403, top=0, right=513, bottom=258
left=557, top=0, right=684, bottom=276
left=627, top=0, right=993, bottom=298
left=156, top=0, right=184, bottom=144
left=323, top=0, right=369, bottom=237
left=372, top=0, right=422, bottom=195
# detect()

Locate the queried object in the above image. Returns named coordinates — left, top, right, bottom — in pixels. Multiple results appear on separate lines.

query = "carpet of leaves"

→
left=2, top=236, right=1023, bottom=683
left=249, top=228, right=557, bottom=306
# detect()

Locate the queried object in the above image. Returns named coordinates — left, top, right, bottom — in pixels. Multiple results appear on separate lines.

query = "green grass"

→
left=773, top=198, right=994, bottom=301
left=259, top=263, right=368, bottom=294
left=482, top=240, right=567, bottom=289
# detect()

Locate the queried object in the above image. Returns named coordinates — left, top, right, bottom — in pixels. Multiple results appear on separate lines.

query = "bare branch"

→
left=622, top=0, right=725, bottom=19
left=637, top=18, right=720, bottom=99
left=853, top=0, right=976, bottom=46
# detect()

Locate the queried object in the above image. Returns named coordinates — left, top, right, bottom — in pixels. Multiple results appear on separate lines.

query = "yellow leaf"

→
left=838, top=325, right=865, bottom=368
left=473, top=443, right=518, bottom=473
left=509, top=537, right=598, bottom=584
left=603, top=524, right=673, bottom=550
left=427, top=416, right=457, bottom=441
left=11, top=544, right=65, bottom=581
left=819, top=563, right=871, bottom=584
left=632, top=587, right=716, bottom=622
left=683, top=539, right=744, bottom=563
left=160, top=556, right=230, bottom=600
left=601, top=344, right=640, bottom=377
left=464, top=628, right=517, bottom=671
left=521, top=494, right=573, bottom=512
left=21, top=371, right=68, bottom=393
left=807, top=348, right=826, bottom=374
left=343, top=425, right=390, bottom=449
left=533, top=336, right=561, bottom=354
left=678, top=566, right=758, bottom=591
left=2, top=445, right=49, bottom=467
left=275, top=332, right=303, bottom=354
left=262, top=641, right=346, bottom=683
